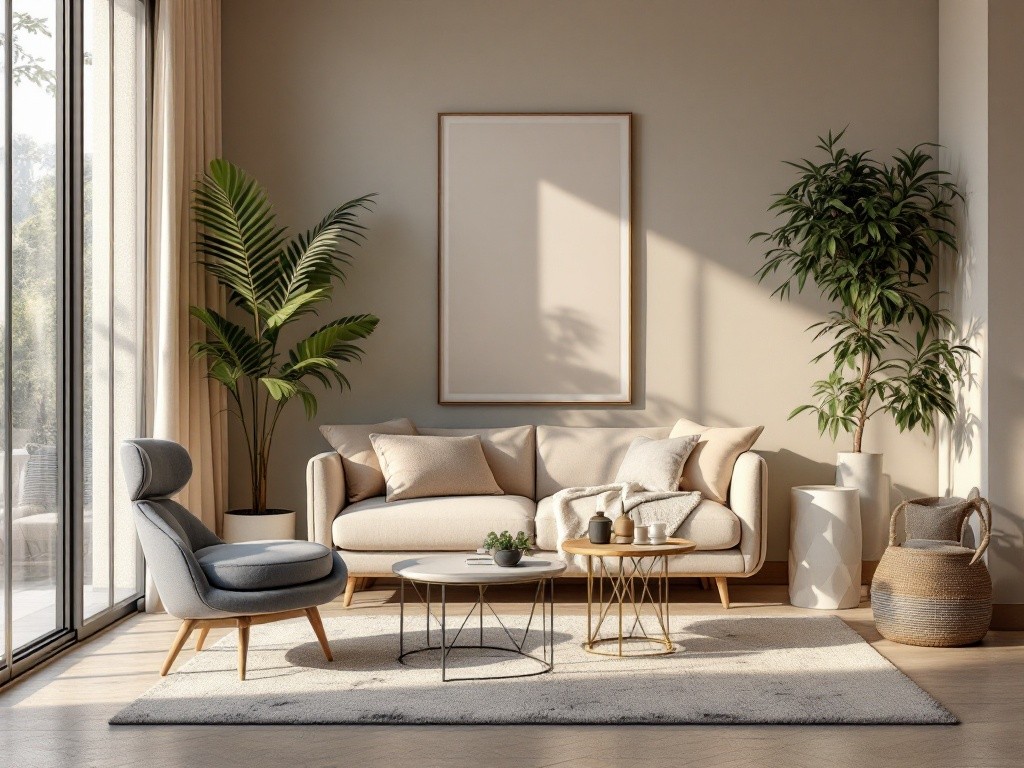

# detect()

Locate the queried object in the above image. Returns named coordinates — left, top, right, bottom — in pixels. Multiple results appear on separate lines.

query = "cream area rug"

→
left=111, top=614, right=956, bottom=725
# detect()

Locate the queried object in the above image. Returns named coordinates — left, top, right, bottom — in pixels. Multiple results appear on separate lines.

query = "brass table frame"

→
left=584, top=553, right=676, bottom=656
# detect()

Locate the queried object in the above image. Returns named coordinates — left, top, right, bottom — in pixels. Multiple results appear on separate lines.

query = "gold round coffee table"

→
left=562, top=537, right=696, bottom=657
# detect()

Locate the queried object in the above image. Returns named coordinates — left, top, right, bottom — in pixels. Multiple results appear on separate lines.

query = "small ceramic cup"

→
left=649, top=522, right=667, bottom=544
left=633, top=525, right=650, bottom=545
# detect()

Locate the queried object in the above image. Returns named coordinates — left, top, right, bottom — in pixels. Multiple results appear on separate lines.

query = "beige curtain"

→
left=146, top=0, right=226, bottom=610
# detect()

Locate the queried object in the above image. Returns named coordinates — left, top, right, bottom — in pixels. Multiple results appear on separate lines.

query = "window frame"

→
left=0, top=0, right=150, bottom=686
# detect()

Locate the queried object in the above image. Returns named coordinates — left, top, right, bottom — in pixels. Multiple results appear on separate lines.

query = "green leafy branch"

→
left=752, top=129, right=974, bottom=452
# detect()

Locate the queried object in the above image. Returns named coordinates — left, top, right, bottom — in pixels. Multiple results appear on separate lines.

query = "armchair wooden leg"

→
left=237, top=618, right=251, bottom=681
left=715, top=577, right=730, bottom=609
left=305, top=606, right=333, bottom=661
left=195, top=627, right=210, bottom=652
left=161, top=619, right=197, bottom=676
left=343, top=576, right=357, bottom=608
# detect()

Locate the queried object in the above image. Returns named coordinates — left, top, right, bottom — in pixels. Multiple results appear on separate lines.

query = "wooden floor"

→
left=0, top=581, right=1021, bottom=768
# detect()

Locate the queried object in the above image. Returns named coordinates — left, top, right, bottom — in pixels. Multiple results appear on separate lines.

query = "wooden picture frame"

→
left=438, top=112, right=632, bottom=404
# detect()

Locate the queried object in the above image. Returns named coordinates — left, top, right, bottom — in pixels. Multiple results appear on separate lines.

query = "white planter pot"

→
left=222, top=510, right=296, bottom=543
left=789, top=485, right=862, bottom=609
left=835, top=452, right=889, bottom=561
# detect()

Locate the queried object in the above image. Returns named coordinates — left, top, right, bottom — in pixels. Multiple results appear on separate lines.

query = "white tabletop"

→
left=393, top=554, right=567, bottom=584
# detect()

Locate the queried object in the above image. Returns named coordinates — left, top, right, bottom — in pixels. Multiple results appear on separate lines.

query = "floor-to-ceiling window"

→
left=0, top=0, right=147, bottom=684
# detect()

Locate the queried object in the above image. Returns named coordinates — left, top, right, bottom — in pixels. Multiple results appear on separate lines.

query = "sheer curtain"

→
left=146, top=0, right=227, bottom=610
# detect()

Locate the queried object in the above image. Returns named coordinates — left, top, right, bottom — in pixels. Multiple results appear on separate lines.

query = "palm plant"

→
left=752, top=130, right=974, bottom=452
left=190, top=159, right=379, bottom=514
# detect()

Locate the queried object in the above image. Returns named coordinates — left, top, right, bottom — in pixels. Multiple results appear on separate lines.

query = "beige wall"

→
left=221, top=0, right=941, bottom=558
left=937, top=0, right=1024, bottom=610
left=985, top=0, right=1024, bottom=605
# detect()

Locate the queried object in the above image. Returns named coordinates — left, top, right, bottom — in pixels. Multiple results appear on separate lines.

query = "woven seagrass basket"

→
left=871, top=490, right=992, bottom=647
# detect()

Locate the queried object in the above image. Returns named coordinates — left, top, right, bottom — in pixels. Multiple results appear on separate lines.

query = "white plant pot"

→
left=835, top=452, right=890, bottom=561
left=222, top=510, right=296, bottom=543
left=789, top=485, right=862, bottom=610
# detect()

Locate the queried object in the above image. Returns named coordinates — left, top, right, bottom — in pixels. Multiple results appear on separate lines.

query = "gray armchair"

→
left=121, top=439, right=347, bottom=680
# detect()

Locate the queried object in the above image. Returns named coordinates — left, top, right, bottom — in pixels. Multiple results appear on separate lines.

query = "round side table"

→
left=562, top=537, right=696, bottom=657
left=789, top=485, right=862, bottom=609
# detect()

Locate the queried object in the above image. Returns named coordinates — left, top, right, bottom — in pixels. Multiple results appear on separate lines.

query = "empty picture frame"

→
left=438, top=113, right=632, bottom=404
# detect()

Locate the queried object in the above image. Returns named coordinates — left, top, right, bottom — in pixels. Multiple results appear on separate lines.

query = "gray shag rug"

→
left=111, top=613, right=956, bottom=725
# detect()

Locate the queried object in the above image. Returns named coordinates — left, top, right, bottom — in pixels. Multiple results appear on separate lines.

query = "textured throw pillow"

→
left=614, top=434, right=700, bottom=492
left=903, top=496, right=972, bottom=542
left=669, top=418, right=764, bottom=503
left=369, top=434, right=504, bottom=502
left=319, top=418, right=418, bottom=502
left=418, top=425, right=535, bottom=498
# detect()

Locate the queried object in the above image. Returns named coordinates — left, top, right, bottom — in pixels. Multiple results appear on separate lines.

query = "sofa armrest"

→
left=306, top=451, right=346, bottom=547
left=730, top=450, right=768, bottom=575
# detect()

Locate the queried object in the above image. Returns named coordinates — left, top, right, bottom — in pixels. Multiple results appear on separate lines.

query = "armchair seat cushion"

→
left=195, top=540, right=335, bottom=591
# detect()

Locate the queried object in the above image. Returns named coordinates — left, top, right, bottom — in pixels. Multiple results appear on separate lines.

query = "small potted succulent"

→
left=483, top=530, right=532, bottom=567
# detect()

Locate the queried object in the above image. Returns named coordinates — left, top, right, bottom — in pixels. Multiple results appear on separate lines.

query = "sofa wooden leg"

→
left=699, top=577, right=710, bottom=590
left=237, top=618, right=251, bottom=681
left=715, top=577, right=730, bottom=609
left=363, top=577, right=377, bottom=590
left=343, top=576, right=357, bottom=608
left=161, top=619, right=197, bottom=676
left=195, top=627, right=210, bottom=652
left=305, top=606, right=333, bottom=662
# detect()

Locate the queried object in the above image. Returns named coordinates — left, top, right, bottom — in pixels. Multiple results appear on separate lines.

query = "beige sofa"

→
left=306, top=424, right=767, bottom=608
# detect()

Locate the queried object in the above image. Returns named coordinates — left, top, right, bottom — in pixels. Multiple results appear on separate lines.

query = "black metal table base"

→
left=397, top=577, right=556, bottom=682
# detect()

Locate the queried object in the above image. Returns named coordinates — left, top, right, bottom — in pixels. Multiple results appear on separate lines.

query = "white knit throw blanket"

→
left=553, top=482, right=702, bottom=569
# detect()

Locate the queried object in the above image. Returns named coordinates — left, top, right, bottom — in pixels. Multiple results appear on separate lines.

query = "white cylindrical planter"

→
left=835, top=452, right=889, bottom=561
left=223, top=510, right=296, bottom=543
left=789, top=485, right=862, bottom=609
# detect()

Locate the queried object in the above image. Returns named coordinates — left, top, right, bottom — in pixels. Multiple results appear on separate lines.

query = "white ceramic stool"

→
left=789, top=485, right=862, bottom=609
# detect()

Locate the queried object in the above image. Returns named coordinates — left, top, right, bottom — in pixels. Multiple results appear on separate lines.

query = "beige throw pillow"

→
left=418, top=426, right=535, bottom=498
left=320, top=418, right=418, bottom=502
left=614, top=434, right=700, bottom=492
left=369, top=434, right=504, bottom=502
left=669, top=418, right=764, bottom=503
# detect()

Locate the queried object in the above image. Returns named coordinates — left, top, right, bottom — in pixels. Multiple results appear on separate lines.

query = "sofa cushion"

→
left=320, top=418, right=419, bottom=503
left=534, top=495, right=740, bottom=552
left=334, top=495, right=536, bottom=551
left=370, top=434, right=504, bottom=501
left=669, top=418, right=764, bottom=503
left=614, top=434, right=700, bottom=492
left=419, top=426, right=535, bottom=498
left=194, top=540, right=335, bottom=591
left=535, top=425, right=670, bottom=499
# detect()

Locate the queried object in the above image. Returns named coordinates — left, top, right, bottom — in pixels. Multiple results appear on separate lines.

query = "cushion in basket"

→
left=369, top=434, right=504, bottom=502
left=903, top=497, right=972, bottom=542
left=418, top=425, right=535, bottom=498
left=669, top=418, right=764, bottom=503
left=614, top=434, right=700, bottom=492
left=320, top=418, right=418, bottom=503
left=194, top=540, right=335, bottom=591
left=333, top=495, right=535, bottom=551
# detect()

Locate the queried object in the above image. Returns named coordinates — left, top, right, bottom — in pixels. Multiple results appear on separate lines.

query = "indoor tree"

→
left=752, top=129, right=974, bottom=452
left=191, top=159, right=379, bottom=514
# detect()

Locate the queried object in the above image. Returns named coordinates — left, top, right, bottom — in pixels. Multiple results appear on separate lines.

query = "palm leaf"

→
left=269, top=195, right=376, bottom=313
left=193, top=159, right=289, bottom=313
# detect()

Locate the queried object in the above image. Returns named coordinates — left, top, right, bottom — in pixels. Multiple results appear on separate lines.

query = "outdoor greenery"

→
left=752, top=129, right=974, bottom=452
left=483, top=530, right=532, bottom=553
left=190, top=159, right=379, bottom=514
left=1, top=11, right=61, bottom=449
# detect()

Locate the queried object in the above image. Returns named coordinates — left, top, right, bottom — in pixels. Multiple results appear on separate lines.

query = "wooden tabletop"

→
left=561, top=537, right=696, bottom=558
